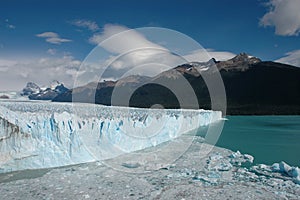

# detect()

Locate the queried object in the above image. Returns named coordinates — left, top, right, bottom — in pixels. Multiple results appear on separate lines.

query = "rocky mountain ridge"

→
left=21, top=81, right=68, bottom=101
left=44, top=53, right=300, bottom=114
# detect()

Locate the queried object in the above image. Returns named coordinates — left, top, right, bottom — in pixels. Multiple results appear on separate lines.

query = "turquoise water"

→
left=200, top=116, right=300, bottom=166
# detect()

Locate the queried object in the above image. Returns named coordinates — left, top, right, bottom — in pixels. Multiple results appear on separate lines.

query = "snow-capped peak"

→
left=21, top=81, right=69, bottom=100
left=21, top=82, right=41, bottom=96
left=50, top=80, right=62, bottom=90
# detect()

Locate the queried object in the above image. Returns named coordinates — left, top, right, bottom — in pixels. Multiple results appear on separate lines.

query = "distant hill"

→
left=53, top=53, right=300, bottom=115
left=0, top=95, right=9, bottom=99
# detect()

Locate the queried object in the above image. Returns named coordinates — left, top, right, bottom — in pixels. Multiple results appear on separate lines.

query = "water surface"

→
left=201, top=116, right=300, bottom=166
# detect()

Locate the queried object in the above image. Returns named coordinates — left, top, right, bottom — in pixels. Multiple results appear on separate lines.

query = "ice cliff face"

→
left=0, top=102, right=222, bottom=173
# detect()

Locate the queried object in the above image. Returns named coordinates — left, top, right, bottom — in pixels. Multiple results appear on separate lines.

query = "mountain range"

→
left=21, top=81, right=68, bottom=100
left=30, top=53, right=300, bottom=115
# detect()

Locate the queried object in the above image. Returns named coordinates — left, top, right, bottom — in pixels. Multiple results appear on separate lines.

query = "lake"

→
left=200, top=116, right=300, bottom=166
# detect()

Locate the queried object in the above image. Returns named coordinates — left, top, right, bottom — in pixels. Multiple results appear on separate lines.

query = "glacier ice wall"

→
left=0, top=102, right=222, bottom=173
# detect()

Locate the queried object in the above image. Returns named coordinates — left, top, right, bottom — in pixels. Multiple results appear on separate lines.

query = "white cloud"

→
left=7, top=24, right=15, bottom=29
left=45, top=37, right=71, bottom=44
left=184, top=49, right=236, bottom=62
left=36, top=32, right=58, bottom=38
left=0, top=59, right=17, bottom=66
left=89, top=24, right=236, bottom=64
left=89, top=24, right=165, bottom=53
left=77, top=24, right=237, bottom=85
left=36, top=32, right=72, bottom=44
left=3, top=19, right=16, bottom=29
left=47, top=48, right=56, bottom=55
left=70, top=19, right=99, bottom=31
left=276, top=50, right=300, bottom=67
left=0, top=59, right=16, bottom=72
left=260, top=0, right=300, bottom=36
left=81, top=24, right=192, bottom=83
left=4, top=24, right=236, bottom=91
left=89, top=24, right=130, bottom=45
left=0, top=56, right=81, bottom=91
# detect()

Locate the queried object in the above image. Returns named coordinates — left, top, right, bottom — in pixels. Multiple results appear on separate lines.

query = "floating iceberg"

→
left=0, top=101, right=222, bottom=173
left=271, top=161, right=300, bottom=185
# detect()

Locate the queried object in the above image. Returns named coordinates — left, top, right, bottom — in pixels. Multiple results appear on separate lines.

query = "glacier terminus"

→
left=0, top=101, right=222, bottom=173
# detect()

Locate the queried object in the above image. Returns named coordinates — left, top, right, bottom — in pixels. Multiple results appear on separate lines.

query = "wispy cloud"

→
left=3, top=19, right=16, bottom=29
left=5, top=24, right=236, bottom=91
left=79, top=24, right=178, bottom=82
left=47, top=48, right=56, bottom=55
left=70, top=19, right=99, bottom=32
left=89, top=24, right=165, bottom=53
left=89, top=24, right=236, bottom=63
left=184, top=49, right=236, bottom=62
left=260, top=0, right=300, bottom=36
left=36, top=32, right=58, bottom=38
left=89, top=24, right=130, bottom=45
left=7, top=24, right=15, bottom=29
left=276, top=50, right=300, bottom=67
left=36, top=32, right=72, bottom=44
left=0, top=56, right=81, bottom=91
left=72, top=24, right=237, bottom=86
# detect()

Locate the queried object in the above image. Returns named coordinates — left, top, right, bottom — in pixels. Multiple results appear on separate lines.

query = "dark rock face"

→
left=0, top=95, right=9, bottom=99
left=221, top=61, right=300, bottom=114
left=54, top=84, right=69, bottom=94
left=21, top=82, right=41, bottom=96
left=29, top=84, right=69, bottom=101
left=21, top=81, right=69, bottom=101
left=217, top=53, right=261, bottom=71
left=53, top=54, right=300, bottom=115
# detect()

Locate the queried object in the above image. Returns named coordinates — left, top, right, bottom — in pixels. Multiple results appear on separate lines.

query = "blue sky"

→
left=0, top=0, right=300, bottom=90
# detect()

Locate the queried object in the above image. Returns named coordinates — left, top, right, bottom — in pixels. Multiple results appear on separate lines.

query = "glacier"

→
left=0, top=101, right=222, bottom=173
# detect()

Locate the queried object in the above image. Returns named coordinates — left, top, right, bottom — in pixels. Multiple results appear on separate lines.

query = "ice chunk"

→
left=215, top=162, right=233, bottom=171
left=269, top=161, right=300, bottom=185
left=229, top=150, right=254, bottom=166
left=288, top=167, right=300, bottom=178
left=293, top=176, right=300, bottom=185
left=271, top=163, right=280, bottom=172
left=256, top=164, right=272, bottom=172
left=207, top=152, right=232, bottom=171
left=207, top=171, right=221, bottom=178
left=209, top=153, right=223, bottom=161
left=229, top=150, right=242, bottom=159
left=279, top=161, right=292, bottom=174
left=244, top=154, right=254, bottom=163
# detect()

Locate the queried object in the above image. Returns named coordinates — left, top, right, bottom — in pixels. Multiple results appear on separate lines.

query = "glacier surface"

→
left=0, top=101, right=222, bottom=173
